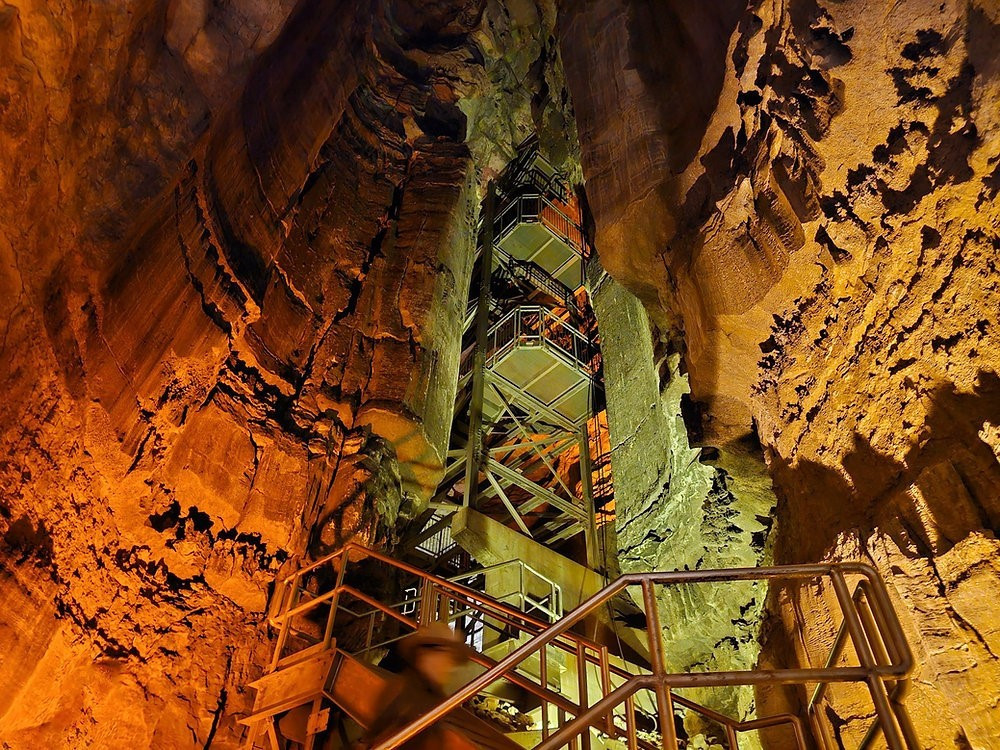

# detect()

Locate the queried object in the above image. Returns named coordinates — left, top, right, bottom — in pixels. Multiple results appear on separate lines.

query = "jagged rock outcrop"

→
left=560, top=0, right=1000, bottom=745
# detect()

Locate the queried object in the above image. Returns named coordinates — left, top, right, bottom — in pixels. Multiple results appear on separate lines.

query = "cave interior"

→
left=0, top=0, right=998, bottom=748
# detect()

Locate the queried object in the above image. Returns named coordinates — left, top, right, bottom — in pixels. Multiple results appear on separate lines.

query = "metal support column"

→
left=578, top=422, right=599, bottom=569
left=463, top=181, right=496, bottom=508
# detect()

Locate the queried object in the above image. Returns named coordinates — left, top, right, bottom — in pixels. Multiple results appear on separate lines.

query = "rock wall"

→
left=560, top=0, right=1000, bottom=746
left=0, top=0, right=484, bottom=745
left=589, top=257, right=773, bottom=729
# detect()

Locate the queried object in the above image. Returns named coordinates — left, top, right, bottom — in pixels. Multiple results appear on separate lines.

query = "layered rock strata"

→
left=0, top=0, right=484, bottom=744
left=589, top=258, right=774, bottom=729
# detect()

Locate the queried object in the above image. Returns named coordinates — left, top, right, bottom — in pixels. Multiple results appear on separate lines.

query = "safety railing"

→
left=448, top=559, right=563, bottom=624
left=265, top=544, right=657, bottom=749
left=486, top=305, right=596, bottom=376
left=371, top=561, right=917, bottom=750
left=495, top=248, right=583, bottom=318
left=500, top=163, right=567, bottom=202
left=494, top=192, right=589, bottom=261
left=266, top=544, right=803, bottom=750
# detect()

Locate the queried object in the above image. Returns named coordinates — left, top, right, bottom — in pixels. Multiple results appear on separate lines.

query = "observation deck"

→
left=493, top=191, right=588, bottom=290
left=481, top=305, right=596, bottom=427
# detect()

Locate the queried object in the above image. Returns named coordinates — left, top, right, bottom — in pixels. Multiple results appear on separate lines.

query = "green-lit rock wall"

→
left=588, top=257, right=776, bottom=734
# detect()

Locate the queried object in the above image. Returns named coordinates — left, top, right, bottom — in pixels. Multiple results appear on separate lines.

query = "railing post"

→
left=578, top=422, right=599, bottom=570
left=576, top=641, right=592, bottom=750
left=830, top=568, right=906, bottom=750
left=600, top=646, right=613, bottom=735
left=269, top=573, right=300, bottom=670
left=418, top=578, right=436, bottom=626
left=625, top=694, right=638, bottom=750
left=642, top=580, right=678, bottom=749
left=540, top=643, right=550, bottom=741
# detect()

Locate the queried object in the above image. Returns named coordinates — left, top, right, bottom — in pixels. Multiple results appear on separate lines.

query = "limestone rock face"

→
left=0, top=0, right=485, bottom=745
left=561, top=0, right=1000, bottom=745
left=589, top=260, right=773, bottom=726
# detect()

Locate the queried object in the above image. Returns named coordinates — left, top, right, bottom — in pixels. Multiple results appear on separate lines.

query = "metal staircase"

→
left=237, top=144, right=917, bottom=750
left=240, top=543, right=918, bottom=750
left=419, top=141, right=608, bottom=566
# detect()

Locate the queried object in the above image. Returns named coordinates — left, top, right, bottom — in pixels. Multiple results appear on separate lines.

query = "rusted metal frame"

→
left=448, top=560, right=564, bottom=622
left=491, top=382, right=577, bottom=500
left=367, top=558, right=748, bottom=737
left=855, top=580, right=920, bottom=750
left=275, top=547, right=346, bottom=584
left=536, top=678, right=653, bottom=750
left=485, top=469, right=534, bottom=536
left=837, top=563, right=913, bottom=676
left=478, top=437, right=579, bottom=506
left=487, top=459, right=588, bottom=521
left=350, top=630, right=413, bottom=658
left=265, top=721, right=281, bottom=749
left=322, top=562, right=348, bottom=649
left=641, top=580, right=678, bottom=749
left=808, top=598, right=851, bottom=745
left=540, top=643, right=550, bottom=740
left=576, top=640, right=592, bottom=750
left=486, top=371, right=580, bottom=433
left=577, top=420, right=600, bottom=569
left=401, top=511, right=454, bottom=553
left=277, top=583, right=416, bottom=641
left=281, top=551, right=910, bottom=685
left=370, top=575, right=638, bottom=749
left=338, top=590, right=423, bottom=620
left=830, top=568, right=907, bottom=750
left=599, top=645, right=613, bottom=735
left=269, top=574, right=301, bottom=670
left=485, top=425, right=575, bottom=469
left=488, top=433, right=575, bottom=457
left=465, top=651, right=596, bottom=726
left=855, top=583, right=919, bottom=750
left=544, top=518, right=585, bottom=545
left=301, top=548, right=913, bottom=750
left=426, top=594, right=617, bottom=732
left=624, top=695, right=638, bottom=750
left=464, top=180, right=496, bottom=509
left=487, top=398, right=580, bottom=457
left=736, top=713, right=808, bottom=747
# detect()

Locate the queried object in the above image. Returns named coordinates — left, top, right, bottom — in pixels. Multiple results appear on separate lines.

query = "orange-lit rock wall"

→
left=0, top=0, right=481, bottom=745
left=561, top=0, right=999, bottom=745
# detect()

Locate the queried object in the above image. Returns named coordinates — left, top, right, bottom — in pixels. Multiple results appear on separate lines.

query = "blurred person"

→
left=360, top=622, right=477, bottom=749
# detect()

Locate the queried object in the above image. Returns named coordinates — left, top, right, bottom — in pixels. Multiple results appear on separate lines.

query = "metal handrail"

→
left=265, top=544, right=662, bottom=749
left=495, top=247, right=582, bottom=317
left=448, top=560, right=563, bottom=624
left=266, top=544, right=772, bottom=748
left=372, top=561, right=916, bottom=750
left=486, top=305, right=595, bottom=375
left=493, top=192, right=589, bottom=260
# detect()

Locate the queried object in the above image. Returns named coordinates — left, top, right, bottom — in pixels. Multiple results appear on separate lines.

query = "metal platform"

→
left=483, top=306, right=595, bottom=427
left=495, top=195, right=586, bottom=290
